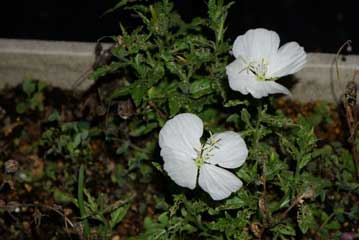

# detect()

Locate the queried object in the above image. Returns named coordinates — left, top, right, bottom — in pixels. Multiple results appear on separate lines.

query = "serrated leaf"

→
left=271, top=224, right=296, bottom=236
left=298, top=153, right=312, bottom=171
left=110, top=203, right=131, bottom=228
left=224, top=99, right=249, bottom=107
left=298, top=205, right=315, bottom=234
left=241, top=108, right=252, bottom=128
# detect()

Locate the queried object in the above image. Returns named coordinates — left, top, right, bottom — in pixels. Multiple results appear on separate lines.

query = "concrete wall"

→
left=0, top=39, right=105, bottom=91
left=1, top=38, right=358, bottom=102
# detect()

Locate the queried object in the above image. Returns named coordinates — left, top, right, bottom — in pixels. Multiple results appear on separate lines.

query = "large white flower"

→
left=159, top=113, right=248, bottom=200
left=226, top=28, right=307, bottom=98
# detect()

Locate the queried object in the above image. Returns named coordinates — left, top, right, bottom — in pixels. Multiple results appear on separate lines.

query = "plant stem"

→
left=78, top=164, right=90, bottom=238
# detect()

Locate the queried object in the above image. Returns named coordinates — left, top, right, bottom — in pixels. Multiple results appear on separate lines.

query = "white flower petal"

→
left=226, top=58, right=290, bottom=98
left=204, top=131, right=247, bottom=169
left=159, top=113, right=203, bottom=159
left=159, top=113, right=203, bottom=189
left=198, top=164, right=242, bottom=200
left=247, top=80, right=291, bottom=99
left=161, top=147, right=198, bottom=189
left=232, top=28, right=280, bottom=62
left=226, top=58, right=256, bottom=95
left=268, top=42, right=307, bottom=78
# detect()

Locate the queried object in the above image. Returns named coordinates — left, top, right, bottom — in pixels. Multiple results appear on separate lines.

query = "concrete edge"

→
left=1, top=38, right=359, bottom=102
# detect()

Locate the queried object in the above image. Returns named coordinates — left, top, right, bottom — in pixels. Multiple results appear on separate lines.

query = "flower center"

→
left=249, top=58, right=268, bottom=81
left=193, top=135, right=221, bottom=168
left=195, top=156, right=205, bottom=168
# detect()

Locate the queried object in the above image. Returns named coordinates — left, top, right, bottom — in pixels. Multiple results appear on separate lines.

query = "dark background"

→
left=1, top=0, right=358, bottom=53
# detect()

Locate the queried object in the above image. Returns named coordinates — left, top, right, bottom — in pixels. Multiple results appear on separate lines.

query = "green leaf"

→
left=22, top=80, right=36, bottom=96
left=109, top=85, right=131, bottom=100
left=298, top=205, right=315, bottom=234
left=152, top=162, right=165, bottom=174
left=53, top=189, right=73, bottom=204
left=168, top=94, right=188, bottom=116
left=37, top=81, right=47, bottom=92
left=91, top=62, right=124, bottom=81
left=241, top=108, right=252, bottom=128
left=298, top=153, right=312, bottom=171
left=190, top=78, right=213, bottom=98
left=30, top=92, right=44, bottom=110
left=16, top=102, right=28, bottom=114
left=131, top=82, right=147, bottom=107
left=102, top=0, right=131, bottom=15
left=236, top=162, right=258, bottom=183
left=129, top=122, right=158, bottom=137
left=110, top=203, right=131, bottom=228
left=77, top=165, right=90, bottom=237
left=271, top=223, right=296, bottom=236
left=158, top=212, right=169, bottom=225
left=47, top=110, right=61, bottom=122
left=224, top=99, right=249, bottom=107
left=326, top=219, right=341, bottom=230
left=84, top=189, right=98, bottom=213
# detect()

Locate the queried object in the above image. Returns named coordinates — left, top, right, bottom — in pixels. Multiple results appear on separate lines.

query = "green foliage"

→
left=131, top=106, right=338, bottom=239
left=40, top=121, right=97, bottom=162
left=75, top=165, right=133, bottom=239
left=3, top=0, right=353, bottom=239
left=95, top=0, right=236, bottom=124
left=16, top=80, right=46, bottom=113
left=85, top=0, right=359, bottom=239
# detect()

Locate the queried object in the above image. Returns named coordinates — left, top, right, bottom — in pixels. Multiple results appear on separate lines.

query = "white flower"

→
left=226, top=28, right=307, bottom=98
left=159, top=113, right=248, bottom=200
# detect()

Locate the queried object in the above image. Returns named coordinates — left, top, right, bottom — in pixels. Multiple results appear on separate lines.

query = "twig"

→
left=148, top=101, right=166, bottom=118
left=335, top=40, right=359, bottom=180
left=278, top=189, right=314, bottom=222
left=316, top=212, right=335, bottom=237
left=1, top=202, right=76, bottom=236
left=259, top=175, right=268, bottom=239
left=342, top=71, right=359, bottom=180
left=78, top=165, right=90, bottom=238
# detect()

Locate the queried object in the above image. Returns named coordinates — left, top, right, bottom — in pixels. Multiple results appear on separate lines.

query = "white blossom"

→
left=226, top=28, right=307, bottom=98
left=159, top=113, right=248, bottom=200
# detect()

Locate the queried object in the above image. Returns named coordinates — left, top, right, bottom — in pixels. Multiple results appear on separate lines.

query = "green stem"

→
left=78, top=164, right=90, bottom=238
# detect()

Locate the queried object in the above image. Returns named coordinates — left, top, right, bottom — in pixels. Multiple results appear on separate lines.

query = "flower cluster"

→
left=159, top=28, right=306, bottom=200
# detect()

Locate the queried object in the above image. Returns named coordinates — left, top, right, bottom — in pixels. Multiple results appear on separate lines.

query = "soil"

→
left=0, top=82, right=357, bottom=239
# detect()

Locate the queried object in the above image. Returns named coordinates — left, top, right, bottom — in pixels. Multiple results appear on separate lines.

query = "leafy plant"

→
left=1, top=0, right=358, bottom=239
left=75, top=165, right=133, bottom=239
left=90, top=0, right=359, bottom=239
left=40, top=121, right=97, bottom=162
left=16, top=80, right=47, bottom=113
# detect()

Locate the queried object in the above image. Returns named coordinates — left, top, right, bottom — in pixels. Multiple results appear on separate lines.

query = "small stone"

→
left=22, top=221, right=31, bottom=232
left=24, top=183, right=32, bottom=192
left=112, top=235, right=121, bottom=240
left=4, top=159, right=18, bottom=174
left=341, top=232, right=355, bottom=240
left=64, top=208, right=73, bottom=216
